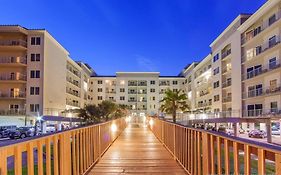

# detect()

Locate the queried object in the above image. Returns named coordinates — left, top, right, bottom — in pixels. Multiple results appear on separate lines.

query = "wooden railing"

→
left=0, top=118, right=126, bottom=175
left=148, top=117, right=281, bottom=175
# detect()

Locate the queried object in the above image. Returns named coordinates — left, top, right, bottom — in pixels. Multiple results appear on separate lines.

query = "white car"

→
left=46, top=124, right=56, bottom=133
left=272, top=128, right=280, bottom=135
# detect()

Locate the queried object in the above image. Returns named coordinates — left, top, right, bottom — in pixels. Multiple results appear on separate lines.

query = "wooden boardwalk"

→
left=88, top=124, right=186, bottom=174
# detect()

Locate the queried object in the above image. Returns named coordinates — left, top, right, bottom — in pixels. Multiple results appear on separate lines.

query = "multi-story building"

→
left=89, top=72, right=184, bottom=117
left=0, top=25, right=92, bottom=125
left=238, top=0, right=281, bottom=118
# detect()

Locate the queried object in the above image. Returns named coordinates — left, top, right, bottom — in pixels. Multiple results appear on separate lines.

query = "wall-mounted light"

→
left=149, top=119, right=154, bottom=126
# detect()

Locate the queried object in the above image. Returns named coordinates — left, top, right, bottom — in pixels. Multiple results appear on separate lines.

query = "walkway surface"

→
left=89, top=123, right=186, bottom=174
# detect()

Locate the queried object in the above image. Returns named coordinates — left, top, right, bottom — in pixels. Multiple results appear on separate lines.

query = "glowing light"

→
left=149, top=119, right=154, bottom=126
left=105, top=80, right=109, bottom=83
left=111, top=123, right=117, bottom=132
left=120, top=80, right=125, bottom=85
left=125, top=116, right=131, bottom=123
left=37, top=116, right=42, bottom=121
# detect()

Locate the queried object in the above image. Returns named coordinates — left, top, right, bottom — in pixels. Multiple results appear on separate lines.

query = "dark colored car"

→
left=9, top=126, right=35, bottom=139
left=248, top=129, right=267, bottom=138
left=0, top=125, right=17, bottom=138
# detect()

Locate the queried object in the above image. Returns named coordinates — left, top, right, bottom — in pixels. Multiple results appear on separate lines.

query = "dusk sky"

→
left=1, top=0, right=265, bottom=75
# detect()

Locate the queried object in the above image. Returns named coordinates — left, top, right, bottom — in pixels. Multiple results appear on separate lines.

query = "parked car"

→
left=9, top=126, right=35, bottom=139
left=217, top=125, right=227, bottom=132
left=248, top=129, right=267, bottom=138
left=0, top=125, right=17, bottom=138
left=46, top=124, right=56, bottom=133
left=272, top=127, right=280, bottom=135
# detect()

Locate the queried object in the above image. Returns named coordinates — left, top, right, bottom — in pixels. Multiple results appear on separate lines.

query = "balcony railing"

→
left=66, top=89, right=80, bottom=97
left=221, top=49, right=231, bottom=59
left=0, top=39, right=27, bottom=47
left=0, top=109, right=26, bottom=115
left=148, top=117, right=281, bottom=175
left=0, top=56, right=27, bottom=64
left=66, top=77, right=80, bottom=88
left=138, top=82, right=147, bottom=86
left=243, top=63, right=281, bottom=80
left=0, top=73, right=27, bottom=81
left=222, top=79, right=232, bottom=88
left=196, top=101, right=212, bottom=108
left=242, top=36, right=281, bottom=63
left=128, top=91, right=137, bottom=94
left=199, top=91, right=210, bottom=97
left=242, top=10, right=281, bottom=45
left=0, top=92, right=26, bottom=99
left=67, top=66, right=81, bottom=77
left=128, top=99, right=137, bottom=102
left=243, top=85, right=281, bottom=99
left=128, top=82, right=138, bottom=86
left=222, top=66, right=232, bottom=74
left=159, top=82, right=170, bottom=86
left=0, top=118, right=126, bottom=175
left=138, top=91, right=147, bottom=94
left=243, top=108, right=281, bottom=117
left=66, top=101, right=80, bottom=107
left=222, top=96, right=232, bottom=103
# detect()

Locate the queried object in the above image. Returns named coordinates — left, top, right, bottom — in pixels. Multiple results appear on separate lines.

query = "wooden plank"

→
left=89, top=123, right=186, bottom=174
left=202, top=132, right=210, bottom=175
left=233, top=142, right=239, bottom=175
left=258, top=148, right=265, bottom=175
left=27, top=142, right=34, bottom=175
left=197, top=132, right=201, bottom=175
left=14, top=146, right=22, bottom=175
left=217, top=137, right=222, bottom=175
left=244, top=145, right=251, bottom=175
left=210, top=135, right=215, bottom=174
left=276, top=153, right=281, bottom=175
left=53, top=135, right=59, bottom=175
left=224, top=139, right=229, bottom=175
left=46, top=137, right=52, bottom=175
left=0, top=149, right=8, bottom=175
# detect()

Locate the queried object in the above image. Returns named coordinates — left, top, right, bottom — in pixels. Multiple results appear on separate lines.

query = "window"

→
left=213, top=81, right=219, bottom=88
left=253, top=26, right=262, bottom=36
left=269, top=14, right=276, bottom=26
left=213, top=67, right=220, bottom=75
left=256, top=45, right=262, bottom=55
left=31, top=37, right=41, bottom=45
left=97, top=80, right=103, bottom=84
left=30, top=87, right=40, bottom=95
left=31, top=54, right=40, bottom=62
left=173, top=89, right=177, bottom=92
left=152, top=96, right=155, bottom=101
left=98, top=88, right=102, bottom=92
left=269, top=57, right=277, bottom=69
left=172, top=81, right=178, bottom=85
left=30, top=70, right=40, bottom=78
left=213, top=53, right=219, bottom=62
left=120, top=96, right=125, bottom=101
left=120, top=88, right=125, bottom=92
left=98, top=96, right=103, bottom=100
left=150, top=80, right=155, bottom=85
left=270, top=102, right=278, bottom=113
left=269, top=35, right=276, bottom=48
left=109, top=97, right=114, bottom=100
left=150, top=88, right=155, bottom=93
left=30, top=104, right=39, bottom=112
left=214, top=95, right=220, bottom=102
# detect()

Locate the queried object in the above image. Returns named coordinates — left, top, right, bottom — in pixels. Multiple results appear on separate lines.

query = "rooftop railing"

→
left=0, top=118, right=126, bottom=175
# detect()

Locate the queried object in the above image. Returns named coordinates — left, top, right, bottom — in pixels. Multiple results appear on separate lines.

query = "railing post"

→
left=173, top=124, right=176, bottom=159
left=99, top=124, right=101, bottom=159
left=202, top=132, right=210, bottom=175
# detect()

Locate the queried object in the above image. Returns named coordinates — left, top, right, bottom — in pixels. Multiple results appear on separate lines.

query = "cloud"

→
left=135, top=55, right=158, bottom=72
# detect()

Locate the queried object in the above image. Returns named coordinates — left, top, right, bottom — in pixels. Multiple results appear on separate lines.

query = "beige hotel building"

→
left=0, top=0, right=281, bottom=125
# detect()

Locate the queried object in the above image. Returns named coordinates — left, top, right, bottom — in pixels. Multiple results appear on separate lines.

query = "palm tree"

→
left=114, top=104, right=129, bottom=119
left=78, top=105, right=102, bottom=124
left=160, top=89, right=189, bottom=123
left=98, top=100, right=117, bottom=121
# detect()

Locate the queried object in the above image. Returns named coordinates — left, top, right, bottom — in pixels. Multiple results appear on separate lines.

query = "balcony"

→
left=159, top=82, right=170, bottom=86
left=0, top=92, right=26, bottom=99
left=66, top=101, right=80, bottom=107
left=0, top=109, right=26, bottom=115
left=222, top=96, right=232, bottom=103
left=198, top=90, right=210, bottom=97
left=138, top=91, right=147, bottom=94
left=242, top=36, right=281, bottom=63
left=222, top=65, right=232, bottom=74
left=128, top=99, right=137, bottom=102
left=138, top=82, right=147, bottom=86
left=128, top=91, right=137, bottom=94
left=138, top=99, right=147, bottom=102
left=106, top=90, right=116, bottom=94
left=242, top=63, right=281, bottom=81
left=0, top=73, right=27, bottom=83
left=0, top=39, right=27, bottom=50
left=222, top=79, right=232, bottom=88
left=66, top=89, right=80, bottom=97
left=242, top=10, right=281, bottom=45
left=128, top=82, right=138, bottom=86
left=221, top=49, right=231, bottom=60
left=66, top=77, right=80, bottom=88
left=243, top=85, right=281, bottom=99
left=67, top=66, right=81, bottom=77
left=0, top=56, right=27, bottom=66
left=196, top=101, right=212, bottom=108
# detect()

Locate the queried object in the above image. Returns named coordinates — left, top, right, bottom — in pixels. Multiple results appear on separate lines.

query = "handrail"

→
left=148, top=117, right=281, bottom=175
left=0, top=118, right=127, bottom=175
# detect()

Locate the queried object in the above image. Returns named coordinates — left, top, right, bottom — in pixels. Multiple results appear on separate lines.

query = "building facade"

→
left=0, top=25, right=92, bottom=122
left=89, top=72, right=184, bottom=117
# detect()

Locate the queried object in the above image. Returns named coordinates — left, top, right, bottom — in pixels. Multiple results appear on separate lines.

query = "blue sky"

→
left=1, top=0, right=265, bottom=75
